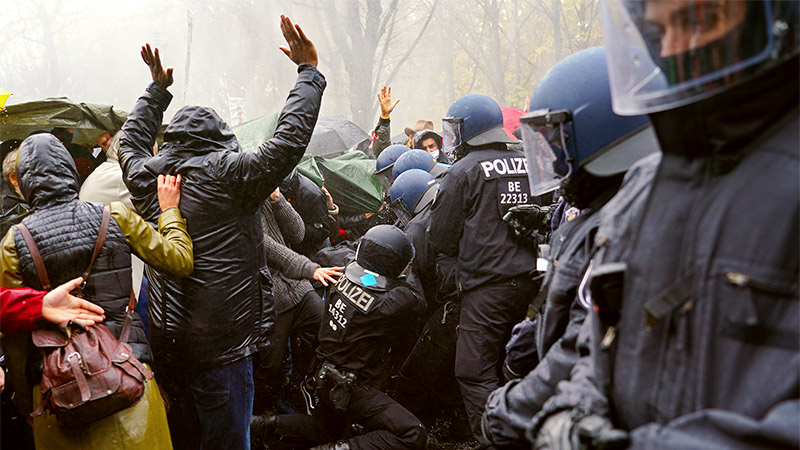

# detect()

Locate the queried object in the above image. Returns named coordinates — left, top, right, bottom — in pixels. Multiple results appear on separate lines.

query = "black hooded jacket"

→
left=280, top=169, right=330, bottom=257
left=119, top=63, right=326, bottom=367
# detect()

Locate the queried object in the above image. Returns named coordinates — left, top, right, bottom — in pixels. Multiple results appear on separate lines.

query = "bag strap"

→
left=82, top=205, right=111, bottom=280
left=14, top=223, right=51, bottom=290
left=119, top=291, right=136, bottom=344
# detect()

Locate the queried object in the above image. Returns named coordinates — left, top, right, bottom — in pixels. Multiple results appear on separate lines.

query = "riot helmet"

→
left=599, top=0, right=799, bottom=115
left=442, top=94, right=517, bottom=159
left=389, top=169, right=438, bottom=226
left=353, top=224, right=415, bottom=280
left=391, top=149, right=450, bottom=180
left=521, top=47, right=659, bottom=197
left=375, top=144, right=411, bottom=194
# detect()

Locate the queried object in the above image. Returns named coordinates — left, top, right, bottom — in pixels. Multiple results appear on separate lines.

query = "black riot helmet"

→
left=355, top=224, right=415, bottom=279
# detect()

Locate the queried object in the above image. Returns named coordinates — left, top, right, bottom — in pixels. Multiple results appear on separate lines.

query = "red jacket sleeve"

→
left=0, top=287, right=45, bottom=332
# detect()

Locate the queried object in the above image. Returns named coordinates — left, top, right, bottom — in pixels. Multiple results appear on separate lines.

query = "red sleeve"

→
left=0, top=287, right=45, bottom=332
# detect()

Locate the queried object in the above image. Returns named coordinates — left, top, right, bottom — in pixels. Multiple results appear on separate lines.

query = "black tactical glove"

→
left=534, top=409, right=630, bottom=450
left=503, top=204, right=552, bottom=247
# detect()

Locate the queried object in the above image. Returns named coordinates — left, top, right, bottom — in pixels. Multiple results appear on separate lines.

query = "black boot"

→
left=250, top=414, right=277, bottom=450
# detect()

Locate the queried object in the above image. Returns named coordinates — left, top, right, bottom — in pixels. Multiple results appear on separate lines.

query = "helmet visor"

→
left=375, top=167, right=394, bottom=195
left=521, top=109, right=573, bottom=196
left=388, top=198, right=413, bottom=227
left=441, top=117, right=463, bottom=160
left=601, top=0, right=773, bottom=115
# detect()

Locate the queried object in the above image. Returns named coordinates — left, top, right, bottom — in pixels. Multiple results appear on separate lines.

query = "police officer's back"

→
left=429, top=94, right=538, bottom=443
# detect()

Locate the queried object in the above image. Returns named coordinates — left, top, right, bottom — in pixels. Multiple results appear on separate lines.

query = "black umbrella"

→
left=306, top=115, right=369, bottom=157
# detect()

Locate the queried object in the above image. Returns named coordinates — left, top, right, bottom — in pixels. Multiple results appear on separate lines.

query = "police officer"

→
left=374, top=143, right=411, bottom=194
left=480, top=46, right=661, bottom=448
left=257, top=225, right=427, bottom=450
left=428, top=94, right=538, bottom=443
left=392, top=149, right=449, bottom=182
left=388, top=169, right=469, bottom=434
left=532, top=1, right=799, bottom=448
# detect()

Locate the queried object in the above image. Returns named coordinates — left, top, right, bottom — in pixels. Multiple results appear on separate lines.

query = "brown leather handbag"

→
left=16, top=206, right=154, bottom=427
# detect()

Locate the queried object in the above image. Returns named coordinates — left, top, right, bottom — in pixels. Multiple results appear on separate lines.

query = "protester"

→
left=253, top=187, right=342, bottom=414
left=1, top=132, right=192, bottom=448
left=429, top=94, right=538, bottom=444
left=530, top=1, right=799, bottom=448
left=279, top=169, right=332, bottom=258
left=372, top=85, right=400, bottom=158
left=117, top=15, right=324, bottom=449
left=412, top=130, right=450, bottom=164
left=79, top=130, right=147, bottom=327
left=1, top=144, right=29, bottom=237
left=403, top=120, right=435, bottom=147
left=0, top=277, right=105, bottom=334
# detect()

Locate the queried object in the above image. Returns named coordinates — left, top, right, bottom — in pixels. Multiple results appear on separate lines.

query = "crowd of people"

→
left=1, top=2, right=799, bottom=449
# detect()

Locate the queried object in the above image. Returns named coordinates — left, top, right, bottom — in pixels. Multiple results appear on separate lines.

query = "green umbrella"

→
left=0, top=97, right=128, bottom=146
left=234, top=112, right=384, bottom=214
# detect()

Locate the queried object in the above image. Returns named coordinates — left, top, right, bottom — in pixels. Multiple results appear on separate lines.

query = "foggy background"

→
left=0, top=0, right=601, bottom=134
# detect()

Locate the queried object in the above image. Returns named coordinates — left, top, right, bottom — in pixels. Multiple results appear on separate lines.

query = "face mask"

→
left=430, top=149, right=441, bottom=160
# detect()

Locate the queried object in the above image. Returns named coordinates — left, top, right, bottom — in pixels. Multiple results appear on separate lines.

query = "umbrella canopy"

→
left=234, top=113, right=370, bottom=157
left=232, top=111, right=280, bottom=153
left=0, top=97, right=128, bottom=146
left=0, top=90, right=12, bottom=110
left=305, top=115, right=368, bottom=157
left=296, top=152, right=384, bottom=214
left=234, top=112, right=382, bottom=213
left=391, top=131, right=410, bottom=145
left=501, top=107, right=525, bottom=134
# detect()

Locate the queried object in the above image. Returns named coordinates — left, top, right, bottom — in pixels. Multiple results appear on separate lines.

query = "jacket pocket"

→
left=718, top=267, right=798, bottom=351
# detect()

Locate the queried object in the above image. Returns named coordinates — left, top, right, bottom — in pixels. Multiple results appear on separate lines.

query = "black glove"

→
left=503, top=204, right=552, bottom=242
left=534, top=410, right=630, bottom=450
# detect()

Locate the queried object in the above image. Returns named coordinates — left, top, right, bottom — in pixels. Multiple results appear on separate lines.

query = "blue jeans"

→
left=154, top=357, right=254, bottom=450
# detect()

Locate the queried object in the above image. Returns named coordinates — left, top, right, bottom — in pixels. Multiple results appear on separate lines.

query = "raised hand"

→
left=42, top=277, right=106, bottom=327
left=279, top=15, right=318, bottom=68
left=313, top=266, right=344, bottom=286
left=158, top=174, right=182, bottom=211
left=141, top=43, right=174, bottom=88
left=378, top=86, right=400, bottom=117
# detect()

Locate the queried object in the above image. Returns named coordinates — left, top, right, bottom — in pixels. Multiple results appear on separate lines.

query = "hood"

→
left=16, top=134, right=80, bottom=207
left=161, top=105, right=241, bottom=156
left=145, top=105, right=243, bottom=177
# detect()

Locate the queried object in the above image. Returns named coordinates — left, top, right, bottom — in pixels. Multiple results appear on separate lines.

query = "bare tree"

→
left=294, top=0, right=438, bottom=129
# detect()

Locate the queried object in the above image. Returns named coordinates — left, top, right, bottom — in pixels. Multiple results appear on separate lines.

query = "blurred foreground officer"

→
left=429, top=94, right=538, bottom=443
left=531, top=1, right=800, bottom=448
left=482, top=46, right=660, bottom=448
left=258, top=225, right=427, bottom=449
